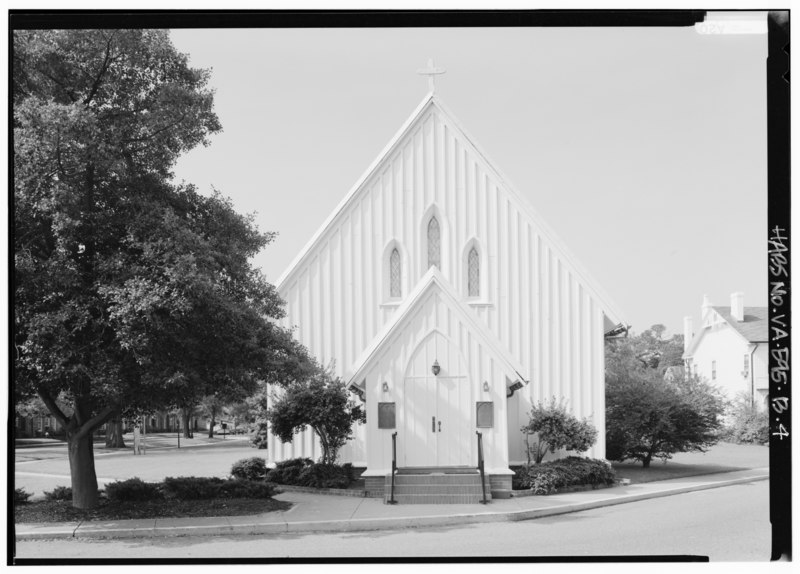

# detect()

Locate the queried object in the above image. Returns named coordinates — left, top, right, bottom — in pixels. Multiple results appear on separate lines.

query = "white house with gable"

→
left=683, top=292, right=769, bottom=410
left=266, top=80, right=626, bottom=501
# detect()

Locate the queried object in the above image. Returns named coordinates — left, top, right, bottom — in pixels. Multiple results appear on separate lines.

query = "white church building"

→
left=266, top=80, right=626, bottom=500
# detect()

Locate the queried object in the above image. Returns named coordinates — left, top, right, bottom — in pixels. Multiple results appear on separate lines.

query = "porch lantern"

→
left=382, top=381, right=390, bottom=393
left=483, top=381, right=490, bottom=392
left=432, top=360, right=440, bottom=376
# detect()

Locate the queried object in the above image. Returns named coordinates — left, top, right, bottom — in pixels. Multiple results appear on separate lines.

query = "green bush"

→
left=231, top=457, right=267, bottom=480
left=722, top=394, right=769, bottom=444
left=522, top=398, right=598, bottom=464
left=44, top=486, right=73, bottom=501
left=265, top=457, right=313, bottom=484
left=162, top=476, right=225, bottom=499
left=162, top=476, right=275, bottom=500
left=513, top=457, right=616, bottom=494
left=250, top=421, right=268, bottom=449
left=105, top=478, right=163, bottom=502
left=297, top=463, right=351, bottom=489
left=15, top=488, right=32, bottom=505
left=218, top=479, right=276, bottom=499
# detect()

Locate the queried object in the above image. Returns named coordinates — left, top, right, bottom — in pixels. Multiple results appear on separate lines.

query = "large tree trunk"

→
left=67, top=430, right=99, bottom=509
left=208, top=417, right=215, bottom=438
left=104, top=418, right=126, bottom=448
left=181, top=409, right=193, bottom=438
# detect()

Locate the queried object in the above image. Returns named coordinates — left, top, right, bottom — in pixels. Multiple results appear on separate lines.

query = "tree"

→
left=267, top=365, right=365, bottom=464
left=13, top=30, right=310, bottom=508
left=606, top=332, right=725, bottom=467
left=521, top=397, right=598, bottom=465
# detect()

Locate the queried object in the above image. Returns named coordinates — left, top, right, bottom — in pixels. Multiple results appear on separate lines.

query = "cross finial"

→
left=417, top=58, right=446, bottom=93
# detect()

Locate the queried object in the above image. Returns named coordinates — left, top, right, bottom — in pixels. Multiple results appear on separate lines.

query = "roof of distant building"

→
left=711, top=305, right=769, bottom=343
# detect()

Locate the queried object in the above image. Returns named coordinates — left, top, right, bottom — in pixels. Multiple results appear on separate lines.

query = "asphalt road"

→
left=14, top=480, right=771, bottom=561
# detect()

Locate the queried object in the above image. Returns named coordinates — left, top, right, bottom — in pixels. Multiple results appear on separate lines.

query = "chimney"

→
left=683, top=316, right=693, bottom=352
left=701, top=294, right=712, bottom=323
left=731, top=292, right=744, bottom=322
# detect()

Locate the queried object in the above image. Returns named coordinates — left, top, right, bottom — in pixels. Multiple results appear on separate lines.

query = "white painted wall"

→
left=688, top=322, right=767, bottom=409
left=269, top=96, right=615, bottom=467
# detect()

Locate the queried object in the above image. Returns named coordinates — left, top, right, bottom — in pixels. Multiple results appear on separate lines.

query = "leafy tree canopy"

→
left=267, top=365, right=365, bottom=465
left=605, top=326, right=724, bottom=467
left=13, top=29, right=311, bottom=507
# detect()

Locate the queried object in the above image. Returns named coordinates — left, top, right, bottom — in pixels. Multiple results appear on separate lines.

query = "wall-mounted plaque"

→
left=378, top=402, right=396, bottom=429
left=476, top=401, right=494, bottom=428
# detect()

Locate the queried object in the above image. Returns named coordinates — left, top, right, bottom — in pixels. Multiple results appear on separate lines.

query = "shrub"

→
left=44, top=486, right=73, bottom=501
left=513, top=457, right=616, bottom=494
left=606, top=370, right=725, bottom=467
left=250, top=422, right=268, bottom=449
left=722, top=393, right=769, bottom=444
left=521, top=398, right=598, bottom=464
left=105, top=478, right=163, bottom=502
left=265, top=457, right=313, bottom=484
left=15, top=488, right=32, bottom=505
left=162, top=476, right=275, bottom=500
left=231, top=457, right=268, bottom=480
left=162, top=476, right=225, bottom=500
left=297, top=463, right=351, bottom=489
left=219, top=479, right=276, bottom=499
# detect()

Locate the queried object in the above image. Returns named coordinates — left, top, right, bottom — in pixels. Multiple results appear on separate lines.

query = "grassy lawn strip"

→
left=612, top=462, right=745, bottom=484
left=15, top=497, right=292, bottom=523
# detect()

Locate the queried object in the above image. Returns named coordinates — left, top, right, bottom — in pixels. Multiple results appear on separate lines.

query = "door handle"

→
left=432, top=416, right=436, bottom=433
left=438, top=421, right=442, bottom=432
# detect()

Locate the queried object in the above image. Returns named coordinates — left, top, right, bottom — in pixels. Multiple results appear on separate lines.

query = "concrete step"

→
left=388, top=484, right=490, bottom=495
left=384, top=470, right=492, bottom=504
left=396, top=466, right=478, bottom=475
left=392, top=474, right=484, bottom=485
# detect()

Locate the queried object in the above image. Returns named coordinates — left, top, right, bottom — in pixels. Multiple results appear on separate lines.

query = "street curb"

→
left=14, top=473, right=768, bottom=541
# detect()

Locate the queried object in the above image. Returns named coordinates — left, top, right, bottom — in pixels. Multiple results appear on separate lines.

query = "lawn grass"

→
left=612, top=462, right=745, bottom=484
left=611, top=441, right=768, bottom=484
left=14, top=497, right=292, bottom=524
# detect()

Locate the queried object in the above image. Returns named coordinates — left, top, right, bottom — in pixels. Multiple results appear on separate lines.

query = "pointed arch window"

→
left=427, top=216, right=441, bottom=269
left=389, top=248, right=402, bottom=298
left=467, top=246, right=480, bottom=297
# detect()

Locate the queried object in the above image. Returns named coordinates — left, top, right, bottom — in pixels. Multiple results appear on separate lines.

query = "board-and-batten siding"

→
left=270, top=103, right=607, bottom=464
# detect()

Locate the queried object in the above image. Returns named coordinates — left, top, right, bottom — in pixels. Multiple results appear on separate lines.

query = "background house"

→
left=683, top=292, right=768, bottom=409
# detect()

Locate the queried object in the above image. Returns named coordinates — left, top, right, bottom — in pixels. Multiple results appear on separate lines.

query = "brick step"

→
left=384, top=493, right=492, bottom=504
left=392, top=474, right=484, bottom=485
left=388, top=484, right=491, bottom=495
left=396, top=467, right=478, bottom=475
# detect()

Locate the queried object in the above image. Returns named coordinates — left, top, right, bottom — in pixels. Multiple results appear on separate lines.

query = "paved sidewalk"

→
left=15, top=467, right=768, bottom=541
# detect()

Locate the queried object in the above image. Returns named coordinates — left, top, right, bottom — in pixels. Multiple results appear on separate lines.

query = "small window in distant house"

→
left=427, top=216, right=441, bottom=269
left=743, top=354, right=750, bottom=378
left=711, top=360, right=717, bottom=381
left=468, top=246, right=480, bottom=297
left=389, top=248, right=401, bottom=298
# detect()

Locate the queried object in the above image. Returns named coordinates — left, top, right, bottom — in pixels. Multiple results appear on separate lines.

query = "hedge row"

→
left=264, top=458, right=354, bottom=489
left=103, top=476, right=276, bottom=502
left=512, top=457, right=616, bottom=494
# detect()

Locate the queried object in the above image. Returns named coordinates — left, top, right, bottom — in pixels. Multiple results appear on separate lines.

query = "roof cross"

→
left=417, top=58, right=446, bottom=93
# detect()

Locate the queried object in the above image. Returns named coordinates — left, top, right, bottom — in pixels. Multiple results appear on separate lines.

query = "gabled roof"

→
left=274, top=91, right=626, bottom=326
left=711, top=306, right=769, bottom=343
left=683, top=305, right=768, bottom=357
left=345, top=267, right=528, bottom=389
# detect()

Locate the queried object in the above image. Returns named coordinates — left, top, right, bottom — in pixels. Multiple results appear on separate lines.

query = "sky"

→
left=169, top=18, right=769, bottom=338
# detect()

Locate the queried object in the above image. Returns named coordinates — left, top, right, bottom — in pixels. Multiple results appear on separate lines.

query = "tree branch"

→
left=83, top=32, right=117, bottom=107
left=36, top=389, right=69, bottom=429
left=73, top=404, right=119, bottom=441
